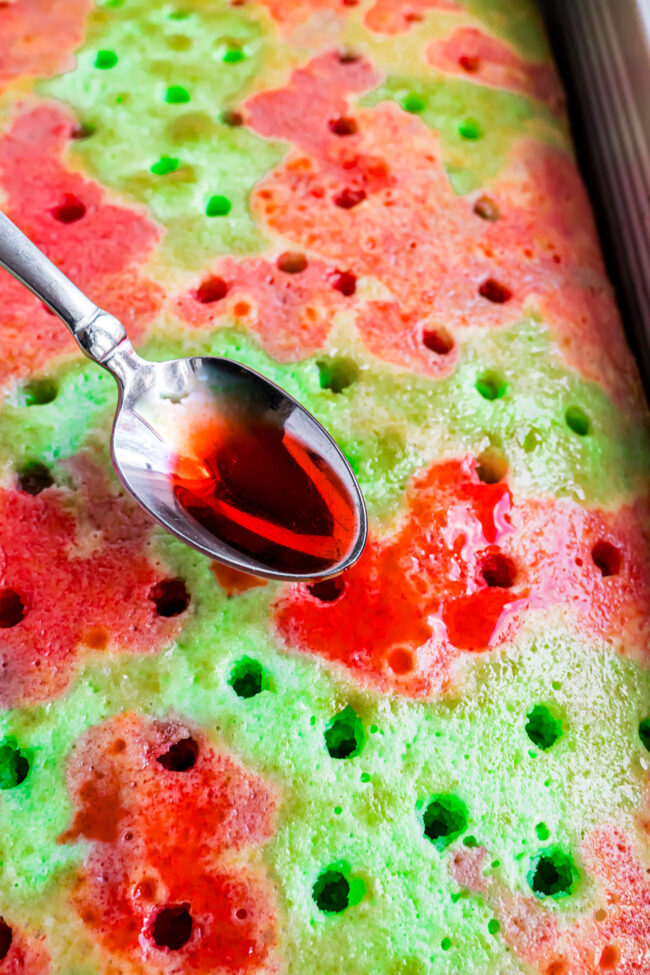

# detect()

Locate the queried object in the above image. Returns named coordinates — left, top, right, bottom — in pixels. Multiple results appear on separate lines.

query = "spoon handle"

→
left=0, top=209, right=127, bottom=363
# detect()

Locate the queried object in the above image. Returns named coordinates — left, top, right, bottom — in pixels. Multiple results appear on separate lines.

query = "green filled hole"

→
left=565, top=405, right=590, bottom=436
left=535, top=822, right=550, bottom=841
left=476, top=370, right=507, bottom=401
left=325, top=707, right=364, bottom=759
left=459, top=117, right=482, bottom=140
left=639, top=717, right=650, bottom=751
left=95, top=50, right=118, bottom=69
left=165, top=85, right=191, bottom=104
left=423, top=794, right=468, bottom=850
left=20, top=379, right=57, bottom=406
left=206, top=194, right=232, bottom=217
left=222, top=45, right=246, bottom=63
left=528, top=848, right=578, bottom=898
left=400, top=91, right=426, bottom=113
left=151, top=155, right=180, bottom=175
left=229, top=657, right=264, bottom=698
left=488, top=919, right=500, bottom=935
left=312, top=869, right=350, bottom=914
left=440, top=937, right=452, bottom=951
left=317, top=357, right=360, bottom=393
left=525, top=704, right=562, bottom=750
left=0, top=738, right=29, bottom=790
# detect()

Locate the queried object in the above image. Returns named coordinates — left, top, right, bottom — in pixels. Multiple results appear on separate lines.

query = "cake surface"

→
left=0, top=1, right=650, bottom=972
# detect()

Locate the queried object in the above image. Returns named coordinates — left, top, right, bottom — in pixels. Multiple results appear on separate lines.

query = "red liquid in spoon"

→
left=170, top=402, right=358, bottom=576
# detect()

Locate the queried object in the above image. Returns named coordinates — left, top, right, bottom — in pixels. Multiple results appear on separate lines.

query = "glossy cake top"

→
left=0, top=1, right=649, bottom=973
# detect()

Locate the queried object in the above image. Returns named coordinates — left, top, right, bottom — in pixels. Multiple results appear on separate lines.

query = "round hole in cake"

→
left=71, top=121, right=96, bottom=141
left=591, top=541, right=621, bottom=577
left=308, top=577, right=345, bottom=602
left=151, top=905, right=193, bottom=950
left=333, top=187, right=366, bottom=209
left=95, top=50, right=118, bottom=70
left=220, top=107, right=244, bottom=127
left=312, top=869, right=350, bottom=914
left=638, top=717, right=650, bottom=751
left=51, top=194, right=86, bottom=224
left=133, top=878, right=157, bottom=900
left=478, top=278, right=512, bottom=304
left=331, top=270, right=357, bottom=296
left=598, top=945, right=619, bottom=969
left=535, top=822, right=550, bottom=841
left=488, top=918, right=500, bottom=935
left=423, top=794, right=468, bottom=849
left=459, top=117, right=482, bottom=140
left=0, top=919, right=11, bottom=961
left=473, top=195, right=499, bottom=221
left=480, top=552, right=516, bottom=588
left=528, top=848, right=577, bottom=898
left=546, top=961, right=568, bottom=975
left=422, top=328, right=454, bottom=355
left=317, top=357, right=359, bottom=393
left=325, top=707, right=364, bottom=759
left=440, top=937, right=452, bottom=951
left=165, top=85, right=190, bottom=104
left=157, top=737, right=199, bottom=772
left=194, top=276, right=228, bottom=303
left=277, top=251, right=307, bottom=274
left=338, top=49, right=361, bottom=63
left=206, top=194, right=232, bottom=217
left=21, top=379, right=57, bottom=406
left=150, top=155, right=179, bottom=175
left=0, top=590, right=25, bottom=628
left=17, top=461, right=54, bottom=495
left=387, top=647, right=415, bottom=675
left=476, top=446, right=508, bottom=484
left=565, top=405, right=590, bottom=436
left=400, top=91, right=426, bottom=113
left=149, top=579, right=189, bottom=617
left=459, top=55, right=481, bottom=73
left=235, top=908, right=248, bottom=921
left=229, top=657, right=264, bottom=698
left=0, top=739, right=29, bottom=789
left=525, top=705, right=562, bottom=750
left=475, top=370, right=507, bottom=401
left=595, top=908, right=607, bottom=922
left=328, top=116, right=358, bottom=136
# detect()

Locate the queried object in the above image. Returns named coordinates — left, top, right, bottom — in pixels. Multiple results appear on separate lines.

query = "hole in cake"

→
left=308, top=577, right=345, bottom=602
left=0, top=739, right=29, bottom=789
left=546, top=961, right=567, bottom=975
left=194, top=276, right=228, bottom=303
left=333, top=187, right=366, bottom=209
left=473, top=196, right=499, bottom=221
left=220, top=108, right=244, bottom=126
left=317, top=357, right=359, bottom=393
left=21, top=379, right=57, bottom=406
left=71, top=121, right=96, bottom=140
left=165, top=85, right=190, bottom=104
left=222, top=44, right=246, bottom=63
left=528, top=848, right=577, bottom=898
left=134, top=878, right=157, bottom=900
left=598, top=945, right=619, bottom=969
left=325, top=707, right=364, bottom=759
left=422, top=328, right=454, bottom=355
left=400, top=91, right=426, bottom=113
left=423, top=795, right=468, bottom=850
left=476, top=447, right=507, bottom=484
left=478, top=278, right=512, bottom=304
left=206, top=194, right=232, bottom=217
left=595, top=908, right=607, bottom=922
left=331, top=270, right=357, bottom=296
left=151, top=905, right=193, bottom=950
left=235, top=908, right=248, bottom=920
left=0, top=919, right=11, bottom=961
left=95, top=50, right=118, bottom=69
left=459, top=55, right=481, bottom=73
left=479, top=552, right=516, bottom=588
left=440, top=937, right=452, bottom=951
left=525, top=705, right=562, bottom=750
left=638, top=717, right=650, bottom=751
left=149, top=579, right=189, bottom=617
left=459, top=118, right=482, bottom=140
left=591, top=541, right=621, bottom=577
left=313, top=869, right=350, bottom=914
left=0, top=590, right=25, bottom=628
left=488, top=919, right=500, bottom=935
left=387, top=647, right=415, bottom=675
left=229, top=657, right=264, bottom=698
left=328, top=116, right=358, bottom=136
left=110, top=737, right=127, bottom=754
left=151, top=155, right=179, bottom=175
left=476, top=370, right=507, bottom=401
left=17, top=460, right=54, bottom=495
left=157, top=737, right=199, bottom=772
left=565, top=405, right=590, bottom=436
left=51, top=194, right=86, bottom=224
left=338, top=49, right=361, bottom=64
left=535, top=822, right=550, bottom=841
left=277, top=251, right=307, bottom=274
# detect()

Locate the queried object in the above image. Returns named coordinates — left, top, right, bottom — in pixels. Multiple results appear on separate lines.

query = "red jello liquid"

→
left=170, top=401, right=358, bottom=576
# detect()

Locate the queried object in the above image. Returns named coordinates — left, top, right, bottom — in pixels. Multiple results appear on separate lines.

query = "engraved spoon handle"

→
left=0, top=208, right=127, bottom=363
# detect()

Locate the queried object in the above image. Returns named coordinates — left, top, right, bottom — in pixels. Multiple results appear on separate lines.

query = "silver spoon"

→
left=0, top=210, right=367, bottom=581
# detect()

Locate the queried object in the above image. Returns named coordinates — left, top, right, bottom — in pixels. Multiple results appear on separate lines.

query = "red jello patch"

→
left=276, top=457, right=650, bottom=697
left=0, top=0, right=92, bottom=86
left=61, top=714, right=278, bottom=973
left=427, top=27, right=564, bottom=113
left=0, top=106, right=162, bottom=385
left=0, top=456, right=183, bottom=707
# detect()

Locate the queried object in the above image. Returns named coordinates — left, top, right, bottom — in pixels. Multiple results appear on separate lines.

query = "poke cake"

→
left=0, top=0, right=649, bottom=973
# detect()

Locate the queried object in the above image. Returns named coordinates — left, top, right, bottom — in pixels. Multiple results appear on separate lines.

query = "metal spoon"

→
left=0, top=210, right=367, bottom=581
